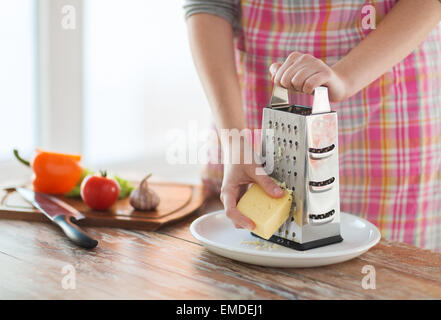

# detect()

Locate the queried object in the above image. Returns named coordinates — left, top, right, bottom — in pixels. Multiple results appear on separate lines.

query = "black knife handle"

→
left=53, top=215, right=98, bottom=249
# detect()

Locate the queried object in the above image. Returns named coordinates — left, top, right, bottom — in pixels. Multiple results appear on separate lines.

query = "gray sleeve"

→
left=183, top=0, right=241, bottom=33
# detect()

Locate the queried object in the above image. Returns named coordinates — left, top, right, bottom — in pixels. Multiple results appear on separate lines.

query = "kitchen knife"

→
left=16, top=188, right=98, bottom=249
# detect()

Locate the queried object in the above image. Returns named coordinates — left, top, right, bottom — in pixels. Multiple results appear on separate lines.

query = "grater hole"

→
left=309, top=177, right=335, bottom=187
left=292, top=232, right=296, bottom=238
left=294, top=172, right=297, bottom=177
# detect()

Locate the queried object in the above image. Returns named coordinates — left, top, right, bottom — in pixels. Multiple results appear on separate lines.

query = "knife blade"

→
left=16, top=188, right=98, bottom=249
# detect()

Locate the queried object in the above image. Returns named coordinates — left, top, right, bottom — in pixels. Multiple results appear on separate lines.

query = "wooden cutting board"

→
left=0, top=182, right=205, bottom=231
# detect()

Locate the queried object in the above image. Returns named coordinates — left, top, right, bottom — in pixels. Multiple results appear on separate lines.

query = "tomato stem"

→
left=13, top=149, right=31, bottom=167
left=100, top=170, right=107, bottom=178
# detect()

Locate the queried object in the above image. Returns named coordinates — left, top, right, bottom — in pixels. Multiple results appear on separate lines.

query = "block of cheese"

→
left=237, top=182, right=292, bottom=240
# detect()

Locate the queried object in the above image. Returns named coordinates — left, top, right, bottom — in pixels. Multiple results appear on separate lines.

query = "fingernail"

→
left=274, top=187, right=283, bottom=195
left=269, top=64, right=276, bottom=75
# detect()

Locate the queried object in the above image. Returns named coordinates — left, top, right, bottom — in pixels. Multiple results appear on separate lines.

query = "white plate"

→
left=190, top=210, right=381, bottom=268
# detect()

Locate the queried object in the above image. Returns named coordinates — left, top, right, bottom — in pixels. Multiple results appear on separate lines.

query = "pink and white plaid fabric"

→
left=203, top=0, right=441, bottom=250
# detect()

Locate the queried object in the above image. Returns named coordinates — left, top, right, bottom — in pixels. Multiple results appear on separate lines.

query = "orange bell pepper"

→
left=14, top=149, right=83, bottom=194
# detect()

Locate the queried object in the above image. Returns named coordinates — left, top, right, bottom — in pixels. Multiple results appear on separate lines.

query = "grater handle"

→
left=270, top=85, right=289, bottom=107
left=270, top=85, right=331, bottom=114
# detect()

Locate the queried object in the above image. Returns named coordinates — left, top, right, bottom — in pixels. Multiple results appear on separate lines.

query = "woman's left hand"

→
left=270, top=52, right=348, bottom=102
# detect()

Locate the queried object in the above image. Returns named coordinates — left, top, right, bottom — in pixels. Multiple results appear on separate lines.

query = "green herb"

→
left=112, top=174, right=135, bottom=199
left=65, top=168, right=91, bottom=198
left=65, top=169, right=134, bottom=199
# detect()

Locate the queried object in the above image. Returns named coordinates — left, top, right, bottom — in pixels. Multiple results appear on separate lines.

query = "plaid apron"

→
left=202, top=0, right=441, bottom=250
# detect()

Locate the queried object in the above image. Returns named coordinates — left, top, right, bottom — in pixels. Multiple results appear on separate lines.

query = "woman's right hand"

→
left=220, top=162, right=285, bottom=230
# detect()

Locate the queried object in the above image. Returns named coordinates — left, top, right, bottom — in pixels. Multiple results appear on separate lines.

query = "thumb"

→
left=269, top=62, right=283, bottom=80
left=253, top=172, right=285, bottom=198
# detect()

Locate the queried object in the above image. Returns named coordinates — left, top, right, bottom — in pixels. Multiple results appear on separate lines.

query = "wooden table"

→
left=0, top=197, right=440, bottom=300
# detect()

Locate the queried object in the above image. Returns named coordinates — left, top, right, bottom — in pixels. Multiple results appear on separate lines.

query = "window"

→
left=0, top=0, right=36, bottom=161
left=83, top=0, right=209, bottom=165
left=1, top=0, right=208, bottom=184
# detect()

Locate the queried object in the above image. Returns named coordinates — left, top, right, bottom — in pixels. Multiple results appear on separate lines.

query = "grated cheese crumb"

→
left=240, top=239, right=280, bottom=251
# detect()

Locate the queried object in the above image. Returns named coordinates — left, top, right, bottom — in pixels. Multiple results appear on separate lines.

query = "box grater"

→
left=256, top=86, right=343, bottom=250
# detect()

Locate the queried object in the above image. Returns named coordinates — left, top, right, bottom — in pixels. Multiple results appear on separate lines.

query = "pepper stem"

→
left=13, top=149, right=31, bottom=167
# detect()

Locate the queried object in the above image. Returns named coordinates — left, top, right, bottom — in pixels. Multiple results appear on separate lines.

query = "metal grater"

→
left=254, top=86, right=343, bottom=250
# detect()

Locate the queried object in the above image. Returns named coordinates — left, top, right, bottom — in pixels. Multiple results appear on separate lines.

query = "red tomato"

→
left=80, top=171, right=120, bottom=211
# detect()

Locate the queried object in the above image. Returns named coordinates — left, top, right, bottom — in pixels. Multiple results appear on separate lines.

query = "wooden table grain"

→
left=0, top=197, right=440, bottom=300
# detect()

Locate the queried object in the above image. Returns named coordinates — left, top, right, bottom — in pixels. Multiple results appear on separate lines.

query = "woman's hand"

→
left=220, top=162, right=284, bottom=230
left=270, top=52, right=348, bottom=102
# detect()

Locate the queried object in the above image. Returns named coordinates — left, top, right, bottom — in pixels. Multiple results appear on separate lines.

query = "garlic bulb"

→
left=129, top=174, right=160, bottom=211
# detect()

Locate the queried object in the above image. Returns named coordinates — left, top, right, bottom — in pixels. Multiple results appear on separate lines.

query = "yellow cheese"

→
left=237, top=182, right=292, bottom=240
